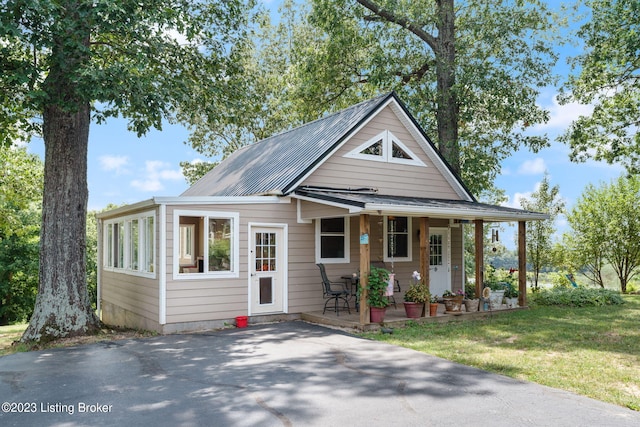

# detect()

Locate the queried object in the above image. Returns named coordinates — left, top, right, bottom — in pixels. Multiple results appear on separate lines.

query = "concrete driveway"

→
left=1, top=321, right=638, bottom=427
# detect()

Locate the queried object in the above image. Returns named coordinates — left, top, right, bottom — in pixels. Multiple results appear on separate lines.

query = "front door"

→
left=249, top=225, right=286, bottom=315
left=429, top=228, right=451, bottom=297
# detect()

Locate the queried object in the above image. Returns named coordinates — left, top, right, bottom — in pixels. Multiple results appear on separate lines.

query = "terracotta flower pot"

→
left=429, top=303, right=439, bottom=316
left=403, top=302, right=424, bottom=319
left=370, top=306, right=386, bottom=323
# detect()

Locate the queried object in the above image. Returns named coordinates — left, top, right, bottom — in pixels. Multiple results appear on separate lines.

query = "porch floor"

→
left=301, top=302, right=525, bottom=332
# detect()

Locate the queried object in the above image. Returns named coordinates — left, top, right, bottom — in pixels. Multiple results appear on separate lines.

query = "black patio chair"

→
left=317, top=263, right=351, bottom=315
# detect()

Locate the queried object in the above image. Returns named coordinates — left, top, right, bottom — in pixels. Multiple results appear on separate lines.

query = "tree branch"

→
left=355, top=0, right=438, bottom=52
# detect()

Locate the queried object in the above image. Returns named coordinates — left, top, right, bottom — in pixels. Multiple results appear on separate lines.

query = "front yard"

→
left=364, top=295, right=640, bottom=411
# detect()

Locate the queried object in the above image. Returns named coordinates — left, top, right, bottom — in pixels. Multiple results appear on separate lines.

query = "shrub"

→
left=532, top=287, right=624, bottom=307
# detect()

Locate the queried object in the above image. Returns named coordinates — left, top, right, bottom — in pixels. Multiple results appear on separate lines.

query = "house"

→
left=96, top=92, right=546, bottom=333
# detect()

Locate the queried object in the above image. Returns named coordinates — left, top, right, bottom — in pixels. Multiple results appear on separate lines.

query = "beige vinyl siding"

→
left=299, top=200, right=350, bottom=219
left=164, top=201, right=323, bottom=323
left=99, top=205, right=160, bottom=330
left=101, top=270, right=159, bottom=326
left=301, top=106, right=461, bottom=200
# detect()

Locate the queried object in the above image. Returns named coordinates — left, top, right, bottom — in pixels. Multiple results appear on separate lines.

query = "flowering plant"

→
left=442, top=290, right=454, bottom=297
left=404, top=271, right=430, bottom=303
left=430, top=294, right=439, bottom=303
left=456, top=289, right=466, bottom=297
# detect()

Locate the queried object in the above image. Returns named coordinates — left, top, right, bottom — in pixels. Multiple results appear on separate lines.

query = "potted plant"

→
left=403, top=271, right=429, bottom=318
left=429, top=294, right=439, bottom=316
left=367, top=266, right=390, bottom=323
left=442, top=289, right=464, bottom=313
left=464, top=283, right=480, bottom=312
left=504, top=284, right=519, bottom=308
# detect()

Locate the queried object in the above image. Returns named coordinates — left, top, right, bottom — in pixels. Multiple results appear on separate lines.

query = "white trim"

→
left=96, top=196, right=287, bottom=219
left=159, top=204, right=167, bottom=325
left=285, top=96, right=473, bottom=201
left=247, top=222, right=289, bottom=316
left=363, top=204, right=548, bottom=222
left=296, top=199, right=313, bottom=224
left=429, top=227, right=452, bottom=294
left=388, top=101, right=473, bottom=202
left=315, top=217, right=351, bottom=264
left=383, top=215, right=412, bottom=263
left=96, top=218, right=102, bottom=318
left=293, top=193, right=363, bottom=214
left=102, top=210, right=157, bottom=279
left=172, top=209, right=240, bottom=280
left=344, top=129, right=427, bottom=167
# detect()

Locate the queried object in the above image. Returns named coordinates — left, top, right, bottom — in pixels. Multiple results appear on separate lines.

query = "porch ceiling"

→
left=293, top=188, right=549, bottom=222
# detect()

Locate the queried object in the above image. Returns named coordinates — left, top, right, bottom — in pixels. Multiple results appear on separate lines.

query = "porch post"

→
left=419, top=217, right=430, bottom=290
left=359, top=214, right=370, bottom=325
left=474, top=219, right=484, bottom=299
left=420, top=217, right=430, bottom=316
left=518, top=221, right=527, bottom=307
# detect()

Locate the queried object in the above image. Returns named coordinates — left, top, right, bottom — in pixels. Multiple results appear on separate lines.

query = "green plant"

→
left=366, top=266, right=390, bottom=308
left=504, top=284, right=519, bottom=298
left=442, top=290, right=455, bottom=298
left=404, top=271, right=430, bottom=303
left=532, top=287, right=624, bottom=307
left=464, top=283, right=477, bottom=299
left=430, top=294, right=439, bottom=303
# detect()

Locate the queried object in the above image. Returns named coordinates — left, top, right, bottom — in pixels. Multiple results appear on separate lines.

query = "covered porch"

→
left=294, top=187, right=548, bottom=326
left=301, top=300, right=525, bottom=332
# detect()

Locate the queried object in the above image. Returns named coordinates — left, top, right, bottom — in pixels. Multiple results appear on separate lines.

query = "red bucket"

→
left=235, top=316, right=248, bottom=328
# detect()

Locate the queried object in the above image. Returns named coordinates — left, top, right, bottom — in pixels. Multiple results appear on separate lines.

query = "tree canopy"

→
left=519, top=172, right=565, bottom=291
left=559, top=0, right=640, bottom=171
left=0, top=0, right=254, bottom=342
left=567, top=176, right=640, bottom=293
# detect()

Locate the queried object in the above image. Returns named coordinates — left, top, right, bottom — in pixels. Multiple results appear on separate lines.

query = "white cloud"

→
left=517, top=157, right=546, bottom=175
left=533, top=94, right=594, bottom=133
left=502, top=191, right=533, bottom=209
left=131, top=160, right=184, bottom=192
left=100, top=155, right=130, bottom=175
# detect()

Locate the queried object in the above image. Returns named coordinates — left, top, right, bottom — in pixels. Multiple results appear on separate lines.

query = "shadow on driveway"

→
left=1, top=321, right=638, bottom=426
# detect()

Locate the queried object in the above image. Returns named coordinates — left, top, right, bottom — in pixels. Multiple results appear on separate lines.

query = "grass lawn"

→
left=0, top=323, right=28, bottom=356
left=363, top=295, right=640, bottom=411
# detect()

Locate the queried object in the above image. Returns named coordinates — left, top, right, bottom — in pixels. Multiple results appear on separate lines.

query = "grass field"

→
left=363, top=295, right=640, bottom=411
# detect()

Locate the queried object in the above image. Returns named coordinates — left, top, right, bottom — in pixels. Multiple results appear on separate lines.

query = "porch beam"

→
left=518, top=221, right=527, bottom=307
left=474, top=219, right=484, bottom=298
left=359, top=214, right=370, bottom=325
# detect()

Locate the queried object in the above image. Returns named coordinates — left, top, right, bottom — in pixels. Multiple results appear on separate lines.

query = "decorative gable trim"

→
left=343, top=130, right=427, bottom=167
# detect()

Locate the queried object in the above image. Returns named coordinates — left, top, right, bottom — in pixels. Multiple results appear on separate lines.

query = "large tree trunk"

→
left=435, top=0, right=459, bottom=174
left=21, top=100, right=100, bottom=342
left=21, top=6, right=99, bottom=342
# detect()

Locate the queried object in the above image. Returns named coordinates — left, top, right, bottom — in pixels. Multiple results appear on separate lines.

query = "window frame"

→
left=383, top=215, right=412, bottom=262
left=103, top=211, right=156, bottom=278
left=173, top=210, right=240, bottom=280
left=344, top=130, right=427, bottom=167
left=315, top=217, right=350, bottom=264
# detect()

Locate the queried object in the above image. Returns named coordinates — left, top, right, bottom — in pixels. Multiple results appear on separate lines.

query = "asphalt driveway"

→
left=1, top=321, right=638, bottom=426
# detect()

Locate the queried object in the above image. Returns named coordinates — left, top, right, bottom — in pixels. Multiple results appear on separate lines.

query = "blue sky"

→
left=26, top=0, right=625, bottom=248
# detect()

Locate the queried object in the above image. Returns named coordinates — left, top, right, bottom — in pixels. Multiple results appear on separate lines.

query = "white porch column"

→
left=474, top=219, right=484, bottom=299
left=518, top=221, right=527, bottom=307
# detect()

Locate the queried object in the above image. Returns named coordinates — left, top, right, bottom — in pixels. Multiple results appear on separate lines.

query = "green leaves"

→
left=560, top=0, right=640, bottom=171
left=567, top=175, right=640, bottom=292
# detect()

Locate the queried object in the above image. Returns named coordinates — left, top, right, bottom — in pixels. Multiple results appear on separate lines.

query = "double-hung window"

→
left=316, top=217, right=350, bottom=264
left=384, top=216, right=411, bottom=262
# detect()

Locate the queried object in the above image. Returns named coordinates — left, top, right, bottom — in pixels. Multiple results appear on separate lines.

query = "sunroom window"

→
left=104, top=212, right=155, bottom=277
left=174, top=210, right=239, bottom=278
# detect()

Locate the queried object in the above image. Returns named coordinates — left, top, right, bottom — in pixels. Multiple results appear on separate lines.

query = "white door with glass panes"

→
left=429, top=228, right=451, bottom=297
left=249, top=225, right=286, bottom=315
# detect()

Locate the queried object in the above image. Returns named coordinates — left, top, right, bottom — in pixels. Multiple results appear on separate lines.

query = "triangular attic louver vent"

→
left=344, top=130, right=427, bottom=167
